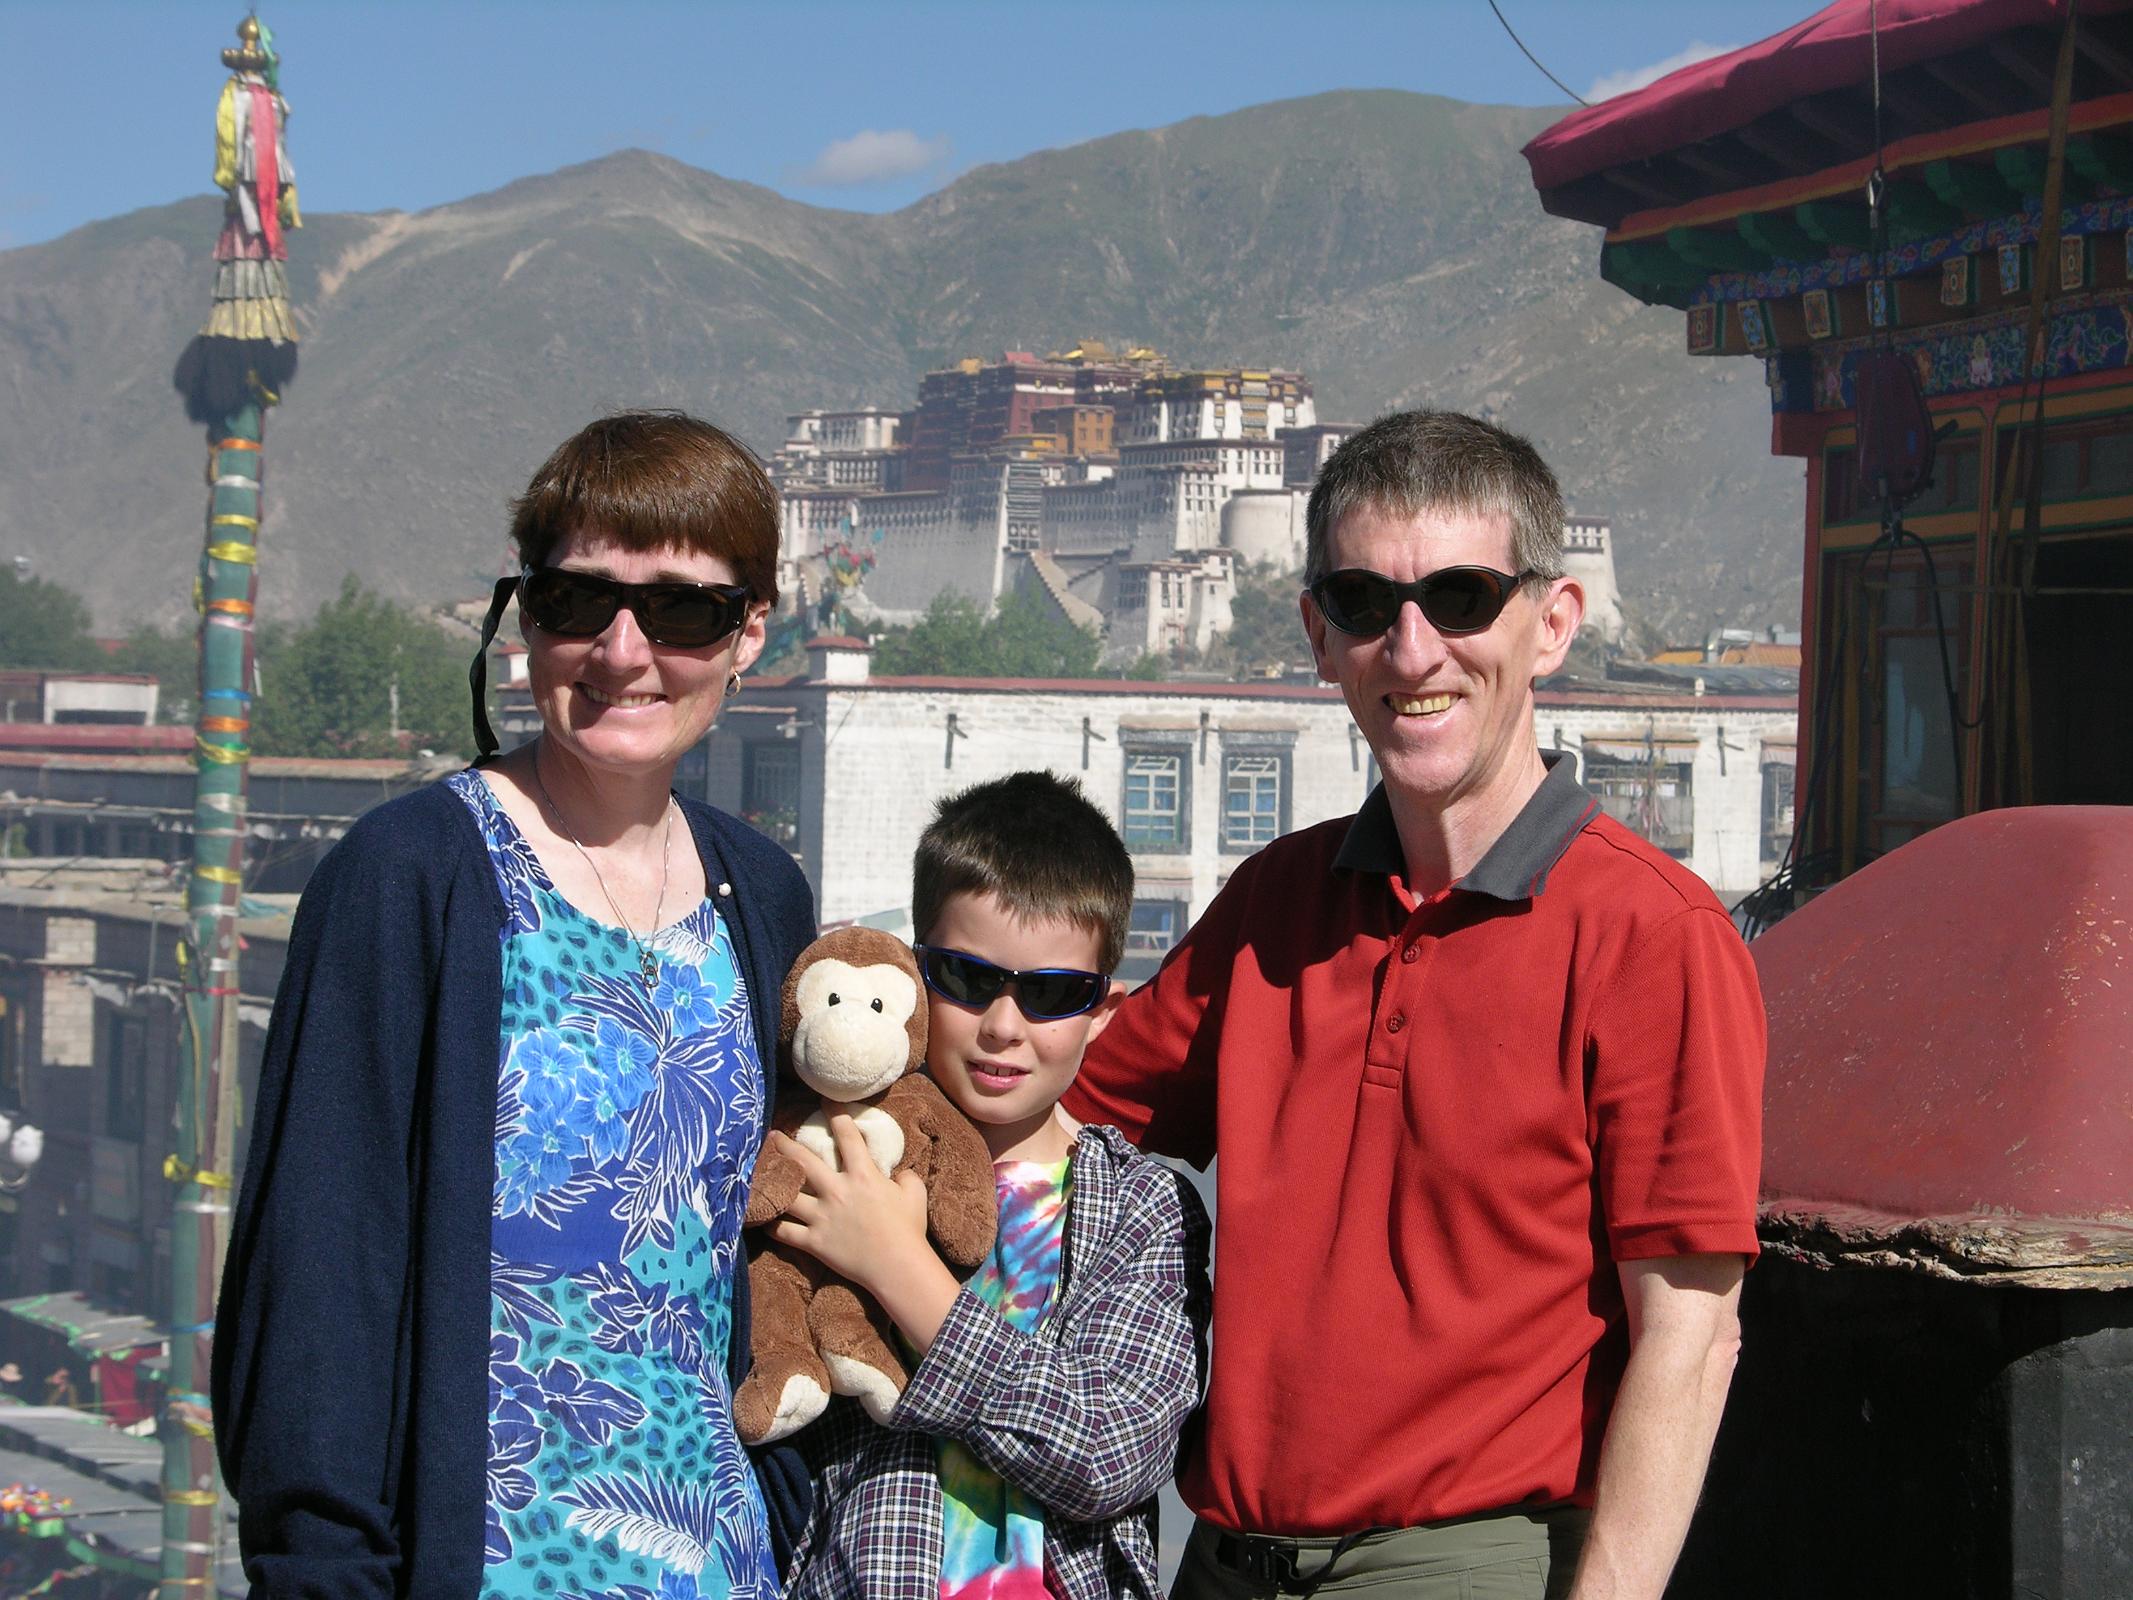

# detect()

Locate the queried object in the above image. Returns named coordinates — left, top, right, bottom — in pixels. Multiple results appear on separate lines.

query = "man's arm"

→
left=1566, top=1253, right=1744, bottom=1600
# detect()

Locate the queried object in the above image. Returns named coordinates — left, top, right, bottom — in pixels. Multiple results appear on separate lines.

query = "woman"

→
left=214, top=412, right=817, bottom=1600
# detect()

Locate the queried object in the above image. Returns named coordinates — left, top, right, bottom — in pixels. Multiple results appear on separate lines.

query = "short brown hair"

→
left=913, top=771, right=1134, bottom=975
left=1304, top=410, right=1566, bottom=586
left=509, top=411, right=780, bottom=603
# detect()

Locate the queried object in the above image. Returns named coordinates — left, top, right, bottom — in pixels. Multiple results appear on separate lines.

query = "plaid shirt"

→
left=786, top=1123, right=1212, bottom=1600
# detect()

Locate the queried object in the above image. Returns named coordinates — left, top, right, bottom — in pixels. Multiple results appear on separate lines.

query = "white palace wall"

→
left=701, top=663, right=1798, bottom=965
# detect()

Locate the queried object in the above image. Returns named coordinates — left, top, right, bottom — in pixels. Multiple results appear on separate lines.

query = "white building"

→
left=0, top=671, right=160, bottom=727
left=775, top=408, right=901, bottom=466
left=1562, top=515, right=1628, bottom=642
left=701, top=641, right=1798, bottom=979
left=1110, top=552, right=1238, bottom=659
left=1116, top=371, right=1316, bottom=444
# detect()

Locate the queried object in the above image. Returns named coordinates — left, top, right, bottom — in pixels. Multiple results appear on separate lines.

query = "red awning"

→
left=1523, top=0, right=2111, bottom=194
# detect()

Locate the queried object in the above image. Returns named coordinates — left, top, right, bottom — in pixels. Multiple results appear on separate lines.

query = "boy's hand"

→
left=769, top=1115, right=965, bottom=1354
left=769, top=1116, right=928, bottom=1284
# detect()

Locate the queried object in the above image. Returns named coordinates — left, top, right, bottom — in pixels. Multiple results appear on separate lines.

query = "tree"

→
left=252, top=577, right=471, bottom=758
left=0, top=567, right=99, bottom=671
left=871, top=592, right=991, bottom=676
left=869, top=589, right=1105, bottom=680
left=108, top=625, right=203, bottom=723
left=987, top=589, right=1102, bottom=679
left=1209, top=562, right=1310, bottom=678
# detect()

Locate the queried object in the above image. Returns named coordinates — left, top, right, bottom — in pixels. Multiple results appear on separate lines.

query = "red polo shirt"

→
left=1065, top=755, right=1765, bottom=1536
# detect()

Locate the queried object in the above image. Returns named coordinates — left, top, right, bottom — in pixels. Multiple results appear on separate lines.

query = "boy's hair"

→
left=914, top=771, right=1134, bottom=975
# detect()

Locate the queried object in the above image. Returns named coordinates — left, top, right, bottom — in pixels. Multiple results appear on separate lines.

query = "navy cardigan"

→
left=212, top=780, right=818, bottom=1599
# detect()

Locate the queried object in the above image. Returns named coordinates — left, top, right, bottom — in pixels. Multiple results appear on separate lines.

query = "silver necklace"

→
left=531, top=763, right=672, bottom=988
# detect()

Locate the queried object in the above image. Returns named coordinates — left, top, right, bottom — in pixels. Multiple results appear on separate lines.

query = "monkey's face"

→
left=788, top=956, right=922, bottom=1101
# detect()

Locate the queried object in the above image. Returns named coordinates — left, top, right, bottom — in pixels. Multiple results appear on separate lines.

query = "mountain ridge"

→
left=0, top=89, right=1803, bottom=640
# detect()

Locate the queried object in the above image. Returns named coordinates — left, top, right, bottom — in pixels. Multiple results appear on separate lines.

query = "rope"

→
left=1485, top=0, right=1589, bottom=106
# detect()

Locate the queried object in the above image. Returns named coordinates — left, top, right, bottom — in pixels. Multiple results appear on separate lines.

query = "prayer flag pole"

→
left=166, top=16, right=300, bottom=1596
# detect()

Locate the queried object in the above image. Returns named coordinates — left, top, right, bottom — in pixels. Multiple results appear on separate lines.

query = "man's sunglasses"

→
left=912, top=944, right=1112, bottom=1022
left=1308, top=565, right=1536, bottom=638
left=518, top=565, right=752, bottom=649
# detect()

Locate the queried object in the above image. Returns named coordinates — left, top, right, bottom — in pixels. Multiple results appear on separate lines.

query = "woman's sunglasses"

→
left=1308, top=565, right=1536, bottom=638
left=912, top=944, right=1112, bottom=1022
left=518, top=565, right=752, bottom=649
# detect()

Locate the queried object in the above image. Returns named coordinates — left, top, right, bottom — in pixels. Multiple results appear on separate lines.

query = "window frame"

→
left=1219, top=738, right=1292, bottom=854
left=1120, top=739, right=1191, bottom=854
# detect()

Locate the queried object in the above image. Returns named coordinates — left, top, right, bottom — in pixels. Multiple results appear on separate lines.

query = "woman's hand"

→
left=768, top=1115, right=965, bottom=1354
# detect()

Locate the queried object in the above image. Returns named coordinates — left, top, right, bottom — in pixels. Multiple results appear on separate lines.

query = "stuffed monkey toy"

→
left=734, top=927, right=998, bottom=1444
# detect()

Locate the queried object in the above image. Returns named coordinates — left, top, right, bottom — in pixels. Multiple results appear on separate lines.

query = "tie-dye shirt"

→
left=936, top=1158, right=1073, bottom=1600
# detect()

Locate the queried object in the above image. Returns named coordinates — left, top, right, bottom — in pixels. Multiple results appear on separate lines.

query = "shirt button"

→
left=1400, top=944, right=1420, bottom=964
left=1386, top=1014, right=1406, bottom=1033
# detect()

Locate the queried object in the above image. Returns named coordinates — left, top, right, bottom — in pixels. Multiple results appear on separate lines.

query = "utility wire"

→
left=1486, top=0, right=1591, bottom=107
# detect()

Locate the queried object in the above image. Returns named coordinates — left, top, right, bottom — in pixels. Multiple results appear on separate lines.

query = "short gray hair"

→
left=1304, top=410, right=1566, bottom=586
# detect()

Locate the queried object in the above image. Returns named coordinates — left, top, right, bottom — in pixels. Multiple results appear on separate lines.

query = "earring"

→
left=726, top=671, right=742, bottom=699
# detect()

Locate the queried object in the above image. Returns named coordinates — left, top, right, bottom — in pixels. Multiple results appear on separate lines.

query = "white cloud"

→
left=1585, top=41, right=1741, bottom=104
left=793, top=129, right=952, bottom=187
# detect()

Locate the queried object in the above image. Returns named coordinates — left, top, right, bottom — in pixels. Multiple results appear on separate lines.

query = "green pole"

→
left=163, top=394, right=266, bottom=1600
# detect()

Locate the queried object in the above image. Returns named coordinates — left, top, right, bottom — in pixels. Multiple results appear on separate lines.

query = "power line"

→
left=1486, top=0, right=1591, bottom=107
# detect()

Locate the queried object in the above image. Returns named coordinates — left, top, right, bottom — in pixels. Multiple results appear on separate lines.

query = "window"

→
left=1581, top=747, right=1695, bottom=859
left=0, top=990, right=23, bottom=1113
left=742, top=742, right=801, bottom=846
left=1996, top=414, right=2133, bottom=502
left=1872, top=559, right=1965, bottom=845
left=1824, top=437, right=1979, bottom=523
left=1121, top=897, right=1190, bottom=983
left=105, top=1012, right=146, bottom=1143
left=1760, top=758, right=1797, bottom=864
left=1126, top=898, right=1186, bottom=957
left=1222, top=751, right=1286, bottom=852
left=1122, top=747, right=1188, bottom=852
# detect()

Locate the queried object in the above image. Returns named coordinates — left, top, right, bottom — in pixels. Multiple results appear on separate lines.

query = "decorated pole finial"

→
left=205, top=11, right=299, bottom=342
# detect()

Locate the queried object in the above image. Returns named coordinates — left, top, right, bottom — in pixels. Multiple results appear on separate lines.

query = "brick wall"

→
left=38, top=917, right=95, bottom=1069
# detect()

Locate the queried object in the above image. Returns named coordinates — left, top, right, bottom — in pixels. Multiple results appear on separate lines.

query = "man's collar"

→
left=1333, top=750, right=1601, bottom=901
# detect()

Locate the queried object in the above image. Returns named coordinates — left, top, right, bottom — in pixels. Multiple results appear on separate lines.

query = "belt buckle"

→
left=1231, top=1535, right=1300, bottom=1586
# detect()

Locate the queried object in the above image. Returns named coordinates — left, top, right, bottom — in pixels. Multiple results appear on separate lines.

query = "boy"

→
left=769, top=769, right=1212, bottom=1600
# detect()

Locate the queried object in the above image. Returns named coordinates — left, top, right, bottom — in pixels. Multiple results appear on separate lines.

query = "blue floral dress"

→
left=451, top=772, right=778, bottom=1600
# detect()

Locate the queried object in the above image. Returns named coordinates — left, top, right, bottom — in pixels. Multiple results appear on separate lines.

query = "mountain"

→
left=0, top=90, right=1803, bottom=641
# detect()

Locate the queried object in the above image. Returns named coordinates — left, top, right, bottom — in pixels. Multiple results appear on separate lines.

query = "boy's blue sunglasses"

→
left=912, top=944, right=1111, bottom=1021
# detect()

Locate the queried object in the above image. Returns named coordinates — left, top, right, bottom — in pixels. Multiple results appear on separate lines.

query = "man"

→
left=1066, top=410, right=1764, bottom=1600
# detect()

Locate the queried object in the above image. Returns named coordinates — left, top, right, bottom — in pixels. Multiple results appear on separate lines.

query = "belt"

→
left=1210, top=1526, right=1395, bottom=1595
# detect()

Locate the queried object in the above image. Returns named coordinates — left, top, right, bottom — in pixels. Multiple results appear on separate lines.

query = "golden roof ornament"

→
left=222, top=15, right=270, bottom=73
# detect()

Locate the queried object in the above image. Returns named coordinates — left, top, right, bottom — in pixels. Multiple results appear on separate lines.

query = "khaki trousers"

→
left=1170, top=1507, right=1588, bottom=1599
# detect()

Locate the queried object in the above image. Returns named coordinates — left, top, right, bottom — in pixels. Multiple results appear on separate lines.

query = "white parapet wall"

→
left=703, top=659, right=1798, bottom=966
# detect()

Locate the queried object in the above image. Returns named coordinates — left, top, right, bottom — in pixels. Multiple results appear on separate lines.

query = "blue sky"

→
left=1, top=0, right=1821, bottom=249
